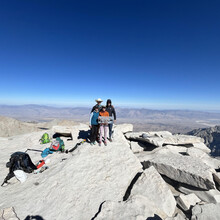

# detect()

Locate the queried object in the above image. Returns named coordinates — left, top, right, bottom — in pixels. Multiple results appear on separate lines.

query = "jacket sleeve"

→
left=112, top=107, right=116, bottom=120
left=89, top=112, right=93, bottom=126
left=91, top=106, right=95, bottom=113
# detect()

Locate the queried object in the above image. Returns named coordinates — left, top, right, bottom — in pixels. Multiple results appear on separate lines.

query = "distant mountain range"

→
left=187, top=126, right=220, bottom=157
left=0, top=104, right=220, bottom=133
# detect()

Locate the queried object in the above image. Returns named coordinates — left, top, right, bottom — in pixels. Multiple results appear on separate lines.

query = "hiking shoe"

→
left=90, top=143, right=93, bottom=146
left=109, top=138, right=112, bottom=142
left=93, top=142, right=96, bottom=145
left=104, top=142, right=107, bottom=146
left=99, top=142, right=101, bottom=146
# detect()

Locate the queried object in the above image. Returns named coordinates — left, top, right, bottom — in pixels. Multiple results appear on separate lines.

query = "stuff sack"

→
left=40, top=133, right=50, bottom=144
left=14, top=170, right=27, bottom=183
left=49, top=137, right=65, bottom=152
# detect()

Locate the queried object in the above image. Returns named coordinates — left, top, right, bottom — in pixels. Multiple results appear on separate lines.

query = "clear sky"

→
left=0, top=0, right=219, bottom=110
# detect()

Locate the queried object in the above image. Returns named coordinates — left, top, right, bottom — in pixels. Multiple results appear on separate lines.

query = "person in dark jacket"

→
left=91, top=98, right=103, bottom=113
left=106, top=99, right=116, bottom=142
left=89, top=106, right=100, bottom=145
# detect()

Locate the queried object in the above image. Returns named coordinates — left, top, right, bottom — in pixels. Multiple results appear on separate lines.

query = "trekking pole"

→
left=25, top=149, right=43, bottom=153
left=66, top=139, right=86, bottom=153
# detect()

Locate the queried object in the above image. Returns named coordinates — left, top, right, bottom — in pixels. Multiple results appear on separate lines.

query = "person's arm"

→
left=89, top=112, right=93, bottom=127
left=112, top=107, right=116, bottom=120
left=91, top=106, right=95, bottom=113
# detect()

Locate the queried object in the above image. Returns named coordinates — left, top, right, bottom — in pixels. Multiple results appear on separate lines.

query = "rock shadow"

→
left=37, top=127, right=50, bottom=130
left=123, top=172, right=142, bottom=201
left=91, top=201, right=106, bottom=220
left=146, top=215, right=162, bottom=220
left=24, top=215, right=45, bottom=220
left=53, top=133, right=72, bottom=141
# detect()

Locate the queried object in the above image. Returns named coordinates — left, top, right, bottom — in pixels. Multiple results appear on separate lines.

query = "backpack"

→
left=40, top=133, right=50, bottom=144
left=2, top=152, right=37, bottom=186
left=49, top=137, right=65, bottom=152
left=6, top=152, right=37, bottom=173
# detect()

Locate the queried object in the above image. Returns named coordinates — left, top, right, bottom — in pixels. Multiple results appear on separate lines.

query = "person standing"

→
left=91, top=98, right=103, bottom=113
left=89, top=106, right=99, bottom=145
left=106, top=99, right=116, bottom=142
left=99, top=106, right=109, bottom=146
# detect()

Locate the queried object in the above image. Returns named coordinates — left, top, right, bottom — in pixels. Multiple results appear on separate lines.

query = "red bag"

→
left=49, top=140, right=60, bottom=151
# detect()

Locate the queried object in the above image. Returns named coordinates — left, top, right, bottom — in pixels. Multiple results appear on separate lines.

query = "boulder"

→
left=95, top=195, right=167, bottom=220
left=112, top=124, right=133, bottom=146
left=0, top=207, right=19, bottom=220
left=52, top=125, right=73, bottom=137
left=178, top=184, right=220, bottom=204
left=142, top=152, right=216, bottom=190
left=130, top=166, right=176, bottom=217
left=187, top=148, right=220, bottom=169
left=176, top=193, right=200, bottom=211
left=125, top=132, right=205, bottom=149
left=191, top=203, right=220, bottom=220
left=130, top=141, right=145, bottom=153
left=115, top=123, right=133, bottom=134
left=191, top=142, right=211, bottom=154
left=165, top=213, right=186, bottom=220
left=165, top=145, right=188, bottom=155
left=52, top=123, right=89, bottom=140
left=125, top=131, right=146, bottom=140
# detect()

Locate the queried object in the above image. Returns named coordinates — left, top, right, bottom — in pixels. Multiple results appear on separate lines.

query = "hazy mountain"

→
left=0, top=104, right=220, bottom=134
left=0, top=115, right=79, bottom=137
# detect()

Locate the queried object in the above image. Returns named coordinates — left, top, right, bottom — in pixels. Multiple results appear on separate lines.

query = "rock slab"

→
left=131, top=166, right=176, bottom=217
left=144, top=152, right=215, bottom=190
left=191, top=203, right=220, bottom=220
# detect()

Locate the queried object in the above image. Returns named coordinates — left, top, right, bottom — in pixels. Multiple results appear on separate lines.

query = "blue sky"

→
left=0, top=0, right=219, bottom=110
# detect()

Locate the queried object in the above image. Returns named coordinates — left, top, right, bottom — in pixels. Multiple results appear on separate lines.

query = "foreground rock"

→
left=176, top=193, right=200, bottom=211
left=130, top=141, right=145, bottom=153
left=191, top=203, right=220, bottom=220
left=186, top=147, right=220, bottom=169
left=142, top=152, right=216, bottom=190
left=0, top=207, right=19, bottom=220
left=95, top=195, right=167, bottom=220
left=130, top=166, right=176, bottom=217
left=178, top=184, right=220, bottom=204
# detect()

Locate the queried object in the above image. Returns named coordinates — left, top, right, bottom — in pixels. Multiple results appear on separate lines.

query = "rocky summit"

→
left=0, top=123, right=220, bottom=220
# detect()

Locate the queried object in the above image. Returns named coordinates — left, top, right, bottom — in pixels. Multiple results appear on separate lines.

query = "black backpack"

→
left=6, top=152, right=37, bottom=173
left=2, top=152, right=37, bottom=186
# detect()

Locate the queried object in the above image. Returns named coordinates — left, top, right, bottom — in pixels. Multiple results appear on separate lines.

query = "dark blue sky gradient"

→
left=0, top=0, right=219, bottom=109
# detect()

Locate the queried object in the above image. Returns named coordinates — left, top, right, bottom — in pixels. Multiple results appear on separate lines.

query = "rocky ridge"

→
left=187, top=126, right=220, bottom=157
left=0, top=124, right=220, bottom=219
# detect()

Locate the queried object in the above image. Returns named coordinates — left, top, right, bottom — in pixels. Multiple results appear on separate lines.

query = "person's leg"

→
left=90, top=126, right=96, bottom=143
left=104, top=125, right=108, bottom=144
left=108, top=123, right=113, bottom=140
left=96, top=124, right=100, bottom=142
left=99, top=125, right=104, bottom=145
left=90, top=126, right=94, bottom=143
left=94, top=125, right=99, bottom=144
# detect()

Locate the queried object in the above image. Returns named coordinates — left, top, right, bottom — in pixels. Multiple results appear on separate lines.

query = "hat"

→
left=95, top=98, right=103, bottom=102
